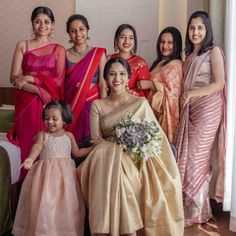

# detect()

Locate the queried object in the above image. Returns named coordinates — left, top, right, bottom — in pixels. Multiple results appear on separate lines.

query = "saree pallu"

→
left=175, top=48, right=226, bottom=225
left=65, top=47, right=105, bottom=142
left=77, top=98, right=184, bottom=235
left=148, top=60, right=183, bottom=143
left=7, top=74, right=62, bottom=180
left=110, top=53, right=150, bottom=97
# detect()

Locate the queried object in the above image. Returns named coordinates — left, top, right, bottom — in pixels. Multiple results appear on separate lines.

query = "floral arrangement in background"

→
left=111, top=113, right=163, bottom=163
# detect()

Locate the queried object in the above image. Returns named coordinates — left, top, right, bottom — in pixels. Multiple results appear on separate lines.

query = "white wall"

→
left=0, top=0, right=208, bottom=87
left=75, top=0, right=159, bottom=66
left=0, top=0, right=74, bottom=87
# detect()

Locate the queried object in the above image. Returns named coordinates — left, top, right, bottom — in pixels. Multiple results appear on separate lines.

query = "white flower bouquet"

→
left=111, top=113, right=163, bottom=163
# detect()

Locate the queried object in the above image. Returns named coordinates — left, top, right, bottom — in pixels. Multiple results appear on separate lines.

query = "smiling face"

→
left=44, top=107, right=64, bottom=133
left=116, top=28, right=135, bottom=54
left=159, top=32, right=174, bottom=59
left=68, top=19, right=89, bottom=45
left=188, top=17, right=207, bottom=49
left=32, top=13, right=53, bottom=38
left=107, top=62, right=129, bottom=94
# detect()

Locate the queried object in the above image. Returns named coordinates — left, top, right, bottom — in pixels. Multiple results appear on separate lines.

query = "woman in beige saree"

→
left=137, top=27, right=183, bottom=143
left=77, top=57, right=184, bottom=236
left=175, top=11, right=226, bottom=226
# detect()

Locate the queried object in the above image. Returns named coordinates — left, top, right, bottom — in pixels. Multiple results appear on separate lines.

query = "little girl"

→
left=12, top=100, right=92, bottom=236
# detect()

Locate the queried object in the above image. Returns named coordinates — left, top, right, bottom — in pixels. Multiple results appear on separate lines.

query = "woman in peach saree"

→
left=137, top=27, right=183, bottom=143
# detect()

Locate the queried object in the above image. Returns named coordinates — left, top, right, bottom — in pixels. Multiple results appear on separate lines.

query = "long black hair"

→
left=150, top=26, right=182, bottom=71
left=185, top=11, right=213, bottom=56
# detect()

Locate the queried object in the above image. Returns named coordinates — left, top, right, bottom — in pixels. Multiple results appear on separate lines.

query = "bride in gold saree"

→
left=77, top=57, right=184, bottom=236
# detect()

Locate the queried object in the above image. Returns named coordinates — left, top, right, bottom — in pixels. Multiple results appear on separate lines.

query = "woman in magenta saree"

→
left=64, top=14, right=107, bottom=144
left=175, top=11, right=226, bottom=226
left=65, top=47, right=106, bottom=143
left=7, top=7, right=65, bottom=180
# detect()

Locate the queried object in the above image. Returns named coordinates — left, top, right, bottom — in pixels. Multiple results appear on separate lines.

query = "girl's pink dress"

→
left=12, top=133, right=85, bottom=236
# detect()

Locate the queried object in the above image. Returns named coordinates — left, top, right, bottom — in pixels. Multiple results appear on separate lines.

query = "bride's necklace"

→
left=71, top=45, right=90, bottom=57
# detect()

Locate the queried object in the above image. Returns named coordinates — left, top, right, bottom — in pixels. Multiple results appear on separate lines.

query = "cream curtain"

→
left=209, top=0, right=236, bottom=232
left=224, top=0, right=236, bottom=231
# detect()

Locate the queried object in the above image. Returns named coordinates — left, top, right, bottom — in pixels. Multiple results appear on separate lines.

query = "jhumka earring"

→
left=31, top=28, right=35, bottom=38
left=48, top=27, right=54, bottom=38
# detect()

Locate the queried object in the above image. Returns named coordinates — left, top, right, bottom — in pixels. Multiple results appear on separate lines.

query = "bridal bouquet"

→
left=112, top=113, right=163, bottom=163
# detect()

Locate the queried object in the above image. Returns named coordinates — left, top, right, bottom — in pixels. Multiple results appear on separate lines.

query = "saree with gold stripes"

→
left=175, top=47, right=226, bottom=225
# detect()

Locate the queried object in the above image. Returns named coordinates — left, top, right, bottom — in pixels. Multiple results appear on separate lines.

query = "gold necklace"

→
left=71, top=45, right=90, bottom=57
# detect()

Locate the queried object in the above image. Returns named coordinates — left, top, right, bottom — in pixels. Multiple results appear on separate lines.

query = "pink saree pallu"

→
left=175, top=48, right=226, bottom=225
left=64, top=47, right=105, bottom=142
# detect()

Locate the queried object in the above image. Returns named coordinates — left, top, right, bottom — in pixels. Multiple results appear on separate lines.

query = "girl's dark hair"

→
left=42, top=100, right=73, bottom=124
left=185, top=11, right=213, bottom=56
left=103, top=57, right=131, bottom=80
left=114, top=24, right=137, bottom=53
left=66, top=14, right=90, bottom=33
left=150, top=26, right=182, bottom=71
left=31, top=6, right=55, bottom=23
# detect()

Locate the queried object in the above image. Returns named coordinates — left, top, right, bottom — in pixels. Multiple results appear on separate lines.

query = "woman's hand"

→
left=19, top=158, right=34, bottom=170
left=181, top=91, right=192, bottom=107
left=91, top=136, right=104, bottom=145
left=15, top=76, right=28, bottom=89
left=136, top=80, right=152, bottom=90
left=154, top=81, right=164, bottom=92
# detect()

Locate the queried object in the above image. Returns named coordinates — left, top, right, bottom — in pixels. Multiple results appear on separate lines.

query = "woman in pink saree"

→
left=7, top=7, right=65, bottom=180
left=64, top=14, right=107, bottom=145
left=174, top=11, right=226, bottom=226
left=109, top=24, right=150, bottom=97
left=137, top=27, right=183, bottom=143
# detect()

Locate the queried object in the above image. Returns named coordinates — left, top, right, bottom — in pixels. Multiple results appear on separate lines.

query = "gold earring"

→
left=114, top=43, right=119, bottom=52
left=46, top=27, right=54, bottom=39
left=31, top=28, right=35, bottom=38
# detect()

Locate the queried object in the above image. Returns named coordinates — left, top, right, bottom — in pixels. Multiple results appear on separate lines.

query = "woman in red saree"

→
left=7, top=6, right=65, bottom=180
left=174, top=11, right=226, bottom=226
left=109, top=24, right=150, bottom=97
left=64, top=14, right=107, bottom=145
left=137, top=27, right=183, bottom=143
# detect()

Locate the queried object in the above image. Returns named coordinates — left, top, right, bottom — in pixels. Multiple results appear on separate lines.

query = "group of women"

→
left=1, top=5, right=226, bottom=236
